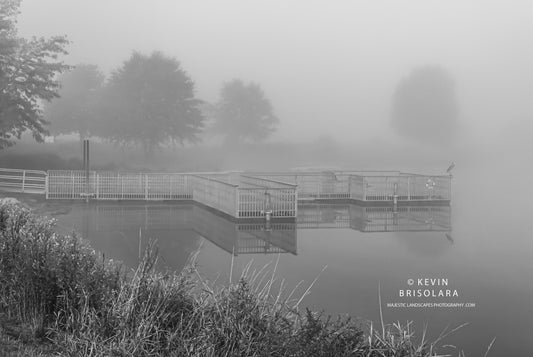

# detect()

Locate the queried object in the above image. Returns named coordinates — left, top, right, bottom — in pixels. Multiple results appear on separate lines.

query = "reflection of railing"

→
left=298, top=203, right=451, bottom=232
left=0, top=168, right=47, bottom=194
left=72, top=203, right=297, bottom=256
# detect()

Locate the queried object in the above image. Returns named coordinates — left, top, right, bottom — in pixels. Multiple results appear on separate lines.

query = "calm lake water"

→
left=51, top=163, right=533, bottom=356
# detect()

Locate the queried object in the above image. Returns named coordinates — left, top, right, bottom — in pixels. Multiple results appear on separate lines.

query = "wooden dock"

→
left=0, top=168, right=451, bottom=220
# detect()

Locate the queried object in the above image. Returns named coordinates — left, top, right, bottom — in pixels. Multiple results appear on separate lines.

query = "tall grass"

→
left=0, top=201, right=471, bottom=356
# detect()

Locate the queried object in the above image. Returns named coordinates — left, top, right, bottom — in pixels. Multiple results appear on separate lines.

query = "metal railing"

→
left=2, top=168, right=450, bottom=220
left=248, top=172, right=351, bottom=200
left=0, top=168, right=47, bottom=194
left=237, top=175, right=298, bottom=218
left=190, top=174, right=239, bottom=218
left=351, top=174, right=451, bottom=202
left=248, top=171, right=451, bottom=202
left=47, top=171, right=193, bottom=200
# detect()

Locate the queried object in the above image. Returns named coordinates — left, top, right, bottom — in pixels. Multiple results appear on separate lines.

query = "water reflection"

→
left=53, top=202, right=451, bottom=271
left=298, top=204, right=451, bottom=232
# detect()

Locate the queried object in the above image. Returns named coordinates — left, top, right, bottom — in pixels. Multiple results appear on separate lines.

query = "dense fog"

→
left=2, top=0, right=532, bottom=172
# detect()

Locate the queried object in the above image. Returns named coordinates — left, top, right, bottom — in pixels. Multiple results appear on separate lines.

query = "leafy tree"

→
left=100, top=51, right=204, bottom=155
left=44, top=64, right=104, bottom=139
left=215, top=79, right=278, bottom=144
left=0, top=0, right=69, bottom=148
left=391, top=65, right=458, bottom=146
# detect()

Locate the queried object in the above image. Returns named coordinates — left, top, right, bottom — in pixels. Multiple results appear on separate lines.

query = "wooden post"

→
left=21, top=170, right=26, bottom=193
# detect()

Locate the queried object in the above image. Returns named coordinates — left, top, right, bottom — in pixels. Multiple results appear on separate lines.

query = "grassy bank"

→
left=0, top=201, right=463, bottom=356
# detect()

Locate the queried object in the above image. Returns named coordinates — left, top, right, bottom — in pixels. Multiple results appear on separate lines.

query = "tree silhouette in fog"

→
left=0, top=0, right=69, bottom=148
left=100, top=51, right=204, bottom=155
left=215, top=79, right=278, bottom=144
left=391, top=66, right=458, bottom=146
left=44, top=64, right=104, bottom=140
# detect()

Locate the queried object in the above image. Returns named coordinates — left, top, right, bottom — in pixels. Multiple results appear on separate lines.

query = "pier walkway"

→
left=0, top=168, right=451, bottom=220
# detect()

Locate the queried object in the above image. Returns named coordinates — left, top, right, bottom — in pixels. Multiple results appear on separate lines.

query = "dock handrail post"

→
left=145, top=174, right=148, bottom=199
left=235, top=187, right=239, bottom=218
left=448, top=174, right=452, bottom=200
left=362, top=177, right=367, bottom=201
left=96, top=173, right=99, bottom=199
left=45, top=173, right=49, bottom=199
left=21, top=170, right=25, bottom=193
left=294, top=188, right=298, bottom=218
left=407, top=176, right=411, bottom=201
left=348, top=175, right=352, bottom=199
left=83, top=139, right=90, bottom=202
left=393, top=182, right=398, bottom=211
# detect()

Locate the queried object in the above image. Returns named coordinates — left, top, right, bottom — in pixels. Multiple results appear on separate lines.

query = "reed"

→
left=0, top=201, right=482, bottom=356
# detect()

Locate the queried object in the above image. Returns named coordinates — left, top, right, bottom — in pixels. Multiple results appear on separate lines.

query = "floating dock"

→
left=0, top=168, right=451, bottom=220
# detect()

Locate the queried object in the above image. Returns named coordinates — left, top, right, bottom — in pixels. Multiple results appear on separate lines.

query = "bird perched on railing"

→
left=446, top=162, right=455, bottom=175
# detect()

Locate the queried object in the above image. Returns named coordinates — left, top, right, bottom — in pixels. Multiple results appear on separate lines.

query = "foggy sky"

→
left=17, top=0, right=533, bottom=144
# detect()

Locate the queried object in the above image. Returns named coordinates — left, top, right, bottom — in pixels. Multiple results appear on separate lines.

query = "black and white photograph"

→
left=1, top=0, right=532, bottom=355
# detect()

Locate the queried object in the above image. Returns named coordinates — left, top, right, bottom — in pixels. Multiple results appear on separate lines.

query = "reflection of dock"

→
left=76, top=203, right=297, bottom=256
left=298, top=204, right=451, bottom=232
left=69, top=202, right=451, bottom=258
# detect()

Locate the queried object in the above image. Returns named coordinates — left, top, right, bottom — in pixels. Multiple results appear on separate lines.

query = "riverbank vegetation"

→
left=0, top=201, right=464, bottom=356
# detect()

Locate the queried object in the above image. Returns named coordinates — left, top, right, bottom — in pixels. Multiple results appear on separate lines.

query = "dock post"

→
left=83, top=139, right=90, bottom=202
left=393, top=182, right=398, bottom=212
left=21, top=170, right=25, bottom=193
left=407, top=177, right=411, bottom=201
left=265, top=191, right=272, bottom=217
left=145, top=174, right=148, bottom=200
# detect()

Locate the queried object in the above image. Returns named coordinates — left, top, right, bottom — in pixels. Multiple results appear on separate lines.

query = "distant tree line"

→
left=43, top=54, right=280, bottom=155
left=2, top=0, right=460, bottom=152
left=0, top=0, right=280, bottom=153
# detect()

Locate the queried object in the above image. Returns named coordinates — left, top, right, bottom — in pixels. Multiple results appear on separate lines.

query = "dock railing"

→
left=190, top=174, right=239, bottom=218
left=0, top=168, right=47, bottom=194
left=237, top=175, right=298, bottom=218
left=47, top=171, right=193, bottom=200
left=250, top=171, right=451, bottom=203
left=3, top=168, right=450, bottom=220
left=349, top=173, right=451, bottom=202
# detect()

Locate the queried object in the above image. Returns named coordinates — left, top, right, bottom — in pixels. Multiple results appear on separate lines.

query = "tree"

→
left=214, top=79, right=278, bottom=144
left=100, top=51, right=204, bottom=155
left=0, top=0, right=69, bottom=148
left=44, top=64, right=104, bottom=139
left=391, top=65, right=458, bottom=146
